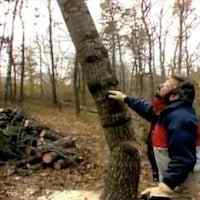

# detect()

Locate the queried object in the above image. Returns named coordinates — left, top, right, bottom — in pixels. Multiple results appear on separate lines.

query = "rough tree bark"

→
left=57, top=0, right=140, bottom=200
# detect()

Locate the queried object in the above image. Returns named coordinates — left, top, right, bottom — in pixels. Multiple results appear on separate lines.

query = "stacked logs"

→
left=0, top=108, right=82, bottom=174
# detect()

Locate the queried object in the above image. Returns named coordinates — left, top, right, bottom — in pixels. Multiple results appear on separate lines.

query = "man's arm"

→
left=124, top=96, right=154, bottom=122
left=108, top=90, right=154, bottom=122
left=162, top=114, right=197, bottom=189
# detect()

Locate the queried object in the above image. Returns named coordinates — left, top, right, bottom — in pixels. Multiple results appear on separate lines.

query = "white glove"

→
left=108, top=90, right=127, bottom=102
left=140, top=182, right=173, bottom=199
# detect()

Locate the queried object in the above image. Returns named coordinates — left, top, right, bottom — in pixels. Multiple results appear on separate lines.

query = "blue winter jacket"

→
left=124, top=96, right=199, bottom=189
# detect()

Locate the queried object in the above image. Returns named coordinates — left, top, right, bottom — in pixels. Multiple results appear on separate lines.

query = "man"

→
left=108, top=76, right=200, bottom=200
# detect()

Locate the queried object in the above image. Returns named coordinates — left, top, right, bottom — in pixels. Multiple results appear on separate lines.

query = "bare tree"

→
left=48, top=0, right=58, bottom=105
left=101, top=0, right=118, bottom=75
left=18, top=0, right=25, bottom=102
left=178, top=1, right=184, bottom=74
left=5, top=0, right=20, bottom=104
left=173, top=0, right=193, bottom=74
left=0, top=2, right=10, bottom=58
left=116, top=33, right=126, bottom=92
left=158, top=8, right=166, bottom=81
left=141, top=0, right=154, bottom=98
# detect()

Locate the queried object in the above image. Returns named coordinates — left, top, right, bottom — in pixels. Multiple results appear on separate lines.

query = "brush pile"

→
left=0, top=108, right=82, bottom=175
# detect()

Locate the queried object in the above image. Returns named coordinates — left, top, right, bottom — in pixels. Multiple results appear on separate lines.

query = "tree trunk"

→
left=57, top=1, right=140, bottom=200
left=173, top=41, right=178, bottom=75
left=48, top=0, right=57, bottom=105
left=73, top=55, right=81, bottom=115
left=5, top=0, right=20, bottom=104
left=27, top=55, right=34, bottom=96
left=141, top=0, right=154, bottom=99
left=111, top=33, right=116, bottom=74
left=20, top=27, right=25, bottom=102
left=35, top=35, right=44, bottom=99
left=158, top=9, right=166, bottom=81
left=117, top=34, right=126, bottom=93
left=19, top=0, right=25, bottom=103
left=0, top=1, right=11, bottom=59
left=178, top=3, right=184, bottom=75
left=13, top=62, right=17, bottom=101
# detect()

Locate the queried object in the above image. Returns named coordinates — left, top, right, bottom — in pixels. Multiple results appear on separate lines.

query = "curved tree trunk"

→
left=57, top=1, right=140, bottom=200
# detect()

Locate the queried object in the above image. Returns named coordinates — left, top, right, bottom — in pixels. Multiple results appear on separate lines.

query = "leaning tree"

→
left=57, top=0, right=141, bottom=199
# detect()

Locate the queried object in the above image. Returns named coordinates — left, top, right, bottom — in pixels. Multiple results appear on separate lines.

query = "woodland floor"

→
left=0, top=100, right=153, bottom=200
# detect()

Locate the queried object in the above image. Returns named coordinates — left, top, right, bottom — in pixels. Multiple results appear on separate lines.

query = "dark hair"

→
left=172, top=75, right=195, bottom=103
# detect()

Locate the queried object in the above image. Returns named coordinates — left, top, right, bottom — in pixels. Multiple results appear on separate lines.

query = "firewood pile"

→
left=0, top=108, right=82, bottom=175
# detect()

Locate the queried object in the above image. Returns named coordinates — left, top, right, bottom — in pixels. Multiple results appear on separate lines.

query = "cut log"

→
left=42, top=148, right=77, bottom=164
left=42, top=152, right=58, bottom=164
left=40, top=129, right=62, bottom=141
left=26, top=163, right=42, bottom=171
left=53, top=136, right=76, bottom=148
left=53, top=158, right=74, bottom=169
left=0, top=108, right=82, bottom=173
left=16, top=155, right=42, bottom=168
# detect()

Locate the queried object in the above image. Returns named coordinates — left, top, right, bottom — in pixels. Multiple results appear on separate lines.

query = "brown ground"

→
left=0, top=101, right=152, bottom=200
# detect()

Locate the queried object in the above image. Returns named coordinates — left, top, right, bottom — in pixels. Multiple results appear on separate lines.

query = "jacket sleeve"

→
left=162, top=114, right=197, bottom=189
left=124, top=96, right=154, bottom=122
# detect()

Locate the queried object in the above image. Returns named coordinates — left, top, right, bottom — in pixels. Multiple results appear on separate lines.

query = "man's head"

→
left=157, top=75, right=195, bottom=104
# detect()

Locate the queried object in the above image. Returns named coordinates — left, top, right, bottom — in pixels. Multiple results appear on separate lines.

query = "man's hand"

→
left=140, top=183, right=173, bottom=199
left=108, top=90, right=127, bottom=102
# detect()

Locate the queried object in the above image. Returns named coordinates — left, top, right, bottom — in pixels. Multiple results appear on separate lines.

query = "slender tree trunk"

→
left=138, top=64, right=143, bottom=96
left=39, top=45, right=44, bottom=98
left=74, top=55, right=81, bottom=115
left=117, top=34, right=125, bottom=93
left=173, top=40, right=178, bottom=75
left=48, top=0, right=57, bottom=105
left=0, top=19, right=7, bottom=58
left=5, top=0, right=20, bottom=104
left=158, top=9, right=166, bottom=81
left=0, top=2, right=11, bottom=59
left=19, top=0, right=25, bottom=103
left=178, top=3, right=184, bottom=75
left=141, top=0, right=154, bottom=98
left=130, top=19, right=143, bottom=96
left=13, top=62, right=17, bottom=100
left=57, top=1, right=140, bottom=199
left=185, top=29, right=190, bottom=77
left=111, top=33, right=116, bottom=74
left=129, top=61, right=136, bottom=94
left=20, top=29, right=25, bottom=102
left=28, top=62, right=34, bottom=97
left=35, top=35, right=44, bottom=99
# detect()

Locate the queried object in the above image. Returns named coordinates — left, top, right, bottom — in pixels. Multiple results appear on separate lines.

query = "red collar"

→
left=152, top=97, right=167, bottom=114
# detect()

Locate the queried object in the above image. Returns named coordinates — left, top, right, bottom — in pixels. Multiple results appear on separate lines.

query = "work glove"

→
left=140, top=183, right=173, bottom=199
left=108, top=90, right=127, bottom=102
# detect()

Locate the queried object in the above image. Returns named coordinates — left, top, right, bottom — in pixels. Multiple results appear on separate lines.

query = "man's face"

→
left=158, top=78, right=178, bottom=98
